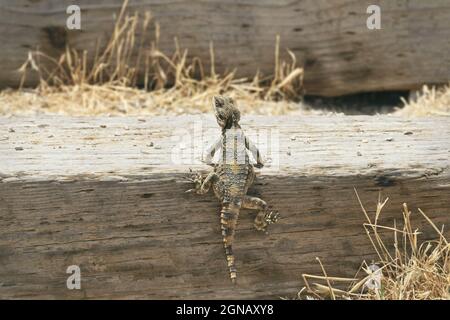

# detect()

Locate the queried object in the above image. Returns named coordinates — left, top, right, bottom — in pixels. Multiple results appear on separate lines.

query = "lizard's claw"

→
left=185, top=169, right=204, bottom=194
left=184, top=168, right=194, bottom=182
left=264, top=211, right=280, bottom=225
left=254, top=210, right=279, bottom=232
left=184, top=168, right=201, bottom=181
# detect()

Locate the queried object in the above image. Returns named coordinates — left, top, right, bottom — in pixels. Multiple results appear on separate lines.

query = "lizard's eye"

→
left=217, top=114, right=224, bottom=120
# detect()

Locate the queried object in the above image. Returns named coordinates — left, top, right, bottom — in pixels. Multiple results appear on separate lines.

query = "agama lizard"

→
left=186, top=95, right=280, bottom=284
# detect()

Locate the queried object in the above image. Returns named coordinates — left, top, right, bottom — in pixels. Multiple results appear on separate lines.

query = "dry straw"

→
left=395, top=84, right=450, bottom=116
left=300, top=190, right=449, bottom=300
left=1, top=0, right=448, bottom=116
left=1, top=0, right=304, bottom=116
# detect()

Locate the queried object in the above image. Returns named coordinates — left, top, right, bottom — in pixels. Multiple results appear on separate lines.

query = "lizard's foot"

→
left=264, top=210, right=280, bottom=225
left=254, top=210, right=280, bottom=232
left=254, top=220, right=267, bottom=232
left=184, top=169, right=204, bottom=194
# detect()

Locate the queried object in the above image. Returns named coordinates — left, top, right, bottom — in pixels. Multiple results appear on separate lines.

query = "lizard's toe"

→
left=264, top=211, right=280, bottom=224
left=185, top=170, right=205, bottom=194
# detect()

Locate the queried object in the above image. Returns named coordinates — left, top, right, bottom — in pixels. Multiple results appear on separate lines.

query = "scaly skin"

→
left=186, top=95, right=280, bottom=284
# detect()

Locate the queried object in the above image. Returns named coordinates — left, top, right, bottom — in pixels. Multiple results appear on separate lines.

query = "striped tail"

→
left=220, top=202, right=240, bottom=284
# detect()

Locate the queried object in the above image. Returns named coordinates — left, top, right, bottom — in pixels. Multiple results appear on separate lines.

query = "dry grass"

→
left=299, top=190, right=449, bottom=300
left=1, top=0, right=448, bottom=116
left=0, top=0, right=307, bottom=116
left=395, top=84, right=450, bottom=116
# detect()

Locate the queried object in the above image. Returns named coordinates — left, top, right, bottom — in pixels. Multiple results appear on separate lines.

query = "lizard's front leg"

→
left=242, top=196, right=280, bottom=231
left=186, top=170, right=218, bottom=195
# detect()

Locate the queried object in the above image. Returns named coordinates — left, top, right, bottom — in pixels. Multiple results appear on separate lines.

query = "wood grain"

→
left=0, top=115, right=449, bottom=299
left=0, top=0, right=449, bottom=96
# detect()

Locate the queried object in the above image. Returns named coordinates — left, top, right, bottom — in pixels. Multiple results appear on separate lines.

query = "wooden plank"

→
left=0, top=115, right=449, bottom=299
left=0, top=0, right=449, bottom=96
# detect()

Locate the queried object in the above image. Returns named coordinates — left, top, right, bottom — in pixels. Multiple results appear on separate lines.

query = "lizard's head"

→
left=212, top=95, right=240, bottom=130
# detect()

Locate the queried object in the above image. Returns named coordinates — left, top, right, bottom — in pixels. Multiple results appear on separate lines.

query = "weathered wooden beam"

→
left=0, top=115, right=449, bottom=299
left=1, top=0, right=449, bottom=96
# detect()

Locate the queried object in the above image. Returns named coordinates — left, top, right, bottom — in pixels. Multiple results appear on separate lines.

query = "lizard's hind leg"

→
left=242, top=196, right=280, bottom=231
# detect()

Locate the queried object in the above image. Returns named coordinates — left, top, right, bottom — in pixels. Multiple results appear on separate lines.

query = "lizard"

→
left=186, top=95, right=280, bottom=284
